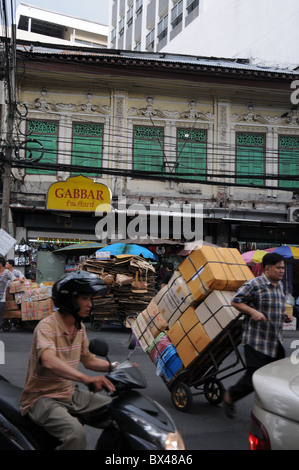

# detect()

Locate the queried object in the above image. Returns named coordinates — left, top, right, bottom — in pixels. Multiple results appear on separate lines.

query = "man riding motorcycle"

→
left=19, top=271, right=116, bottom=450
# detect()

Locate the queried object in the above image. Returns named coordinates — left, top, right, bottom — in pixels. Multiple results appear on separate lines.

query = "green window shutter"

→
left=72, top=123, right=103, bottom=177
left=176, top=128, right=207, bottom=181
left=279, top=136, right=299, bottom=189
left=26, top=120, right=58, bottom=175
left=133, top=125, right=164, bottom=173
left=236, top=133, right=265, bottom=186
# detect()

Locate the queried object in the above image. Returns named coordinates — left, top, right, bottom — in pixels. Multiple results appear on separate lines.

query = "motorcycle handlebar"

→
left=88, top=382, right=110, bottom=393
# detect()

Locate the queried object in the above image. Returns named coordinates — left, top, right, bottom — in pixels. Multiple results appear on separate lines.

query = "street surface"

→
left=0, top=322, right=298, bottom=451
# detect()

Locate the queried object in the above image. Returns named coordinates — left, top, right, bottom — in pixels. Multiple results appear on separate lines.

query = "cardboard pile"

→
left=130, top=245, right=254, bottom=383
left=83, top=256, right=157, bottom=322
left=4, top=280, right=54, bottom=321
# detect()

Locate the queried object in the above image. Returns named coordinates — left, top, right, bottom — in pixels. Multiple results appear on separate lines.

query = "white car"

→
left=249, top=357, right=299, bottom=450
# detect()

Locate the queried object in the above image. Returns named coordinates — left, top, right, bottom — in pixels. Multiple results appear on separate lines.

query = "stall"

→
left=3, top=279, right=54, bottom=331
left=83, top=245, right=157, bottom=330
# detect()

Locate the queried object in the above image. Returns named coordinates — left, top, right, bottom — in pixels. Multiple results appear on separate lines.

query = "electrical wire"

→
left=4, top=32, right=298, bottom=192
left=12, top=120, right=299, bottom=170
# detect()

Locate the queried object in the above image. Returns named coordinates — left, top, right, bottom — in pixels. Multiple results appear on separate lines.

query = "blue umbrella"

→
left=97, top=243, right=158, bottom=260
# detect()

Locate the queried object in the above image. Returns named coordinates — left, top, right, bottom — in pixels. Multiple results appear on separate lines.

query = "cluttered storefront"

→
left=5, top=175, right=299, bottom=334
left=10, top=175, right=188, bottom=283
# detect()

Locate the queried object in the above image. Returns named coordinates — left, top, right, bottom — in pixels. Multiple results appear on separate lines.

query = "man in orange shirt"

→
left=20, top=271, right=116, bottom=450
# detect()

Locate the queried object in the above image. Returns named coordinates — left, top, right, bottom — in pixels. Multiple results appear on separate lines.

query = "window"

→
left=158, top=14, right=168, bottom=42
left=236, top=133, right=265, bottom=186
left=171, top=0, right=183, bottom=28
left=127, top=5, right=133, bottom=25
left=133, top=125, right=164, bottom=173
left=119, top=17, right=125, bottom=36
left=72, top=122, right=103, bottom=177
left=186, top=0, right=199, bottom=14
left=146, top=28, right=155, bottom=50
left=26, top=120, right=58, bottom=175
left=176, top=128, right=207, bottom=180
left=111, top=27, right=117, bottom=41
left=279, top=136, right=299, bottom=189
left=19, top=17, right=66, bottom=39
left=135, top=0, right=142, bottom=15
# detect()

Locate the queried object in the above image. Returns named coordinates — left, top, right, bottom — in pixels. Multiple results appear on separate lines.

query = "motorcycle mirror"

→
left=89, top=338, right=109, bottom=358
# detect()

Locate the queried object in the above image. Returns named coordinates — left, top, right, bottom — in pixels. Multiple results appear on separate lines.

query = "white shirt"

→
left=0, top=269, right=15, bottom=302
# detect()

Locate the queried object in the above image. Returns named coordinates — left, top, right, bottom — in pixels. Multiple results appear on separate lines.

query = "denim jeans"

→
left=0, top=302, right=5, bottom=329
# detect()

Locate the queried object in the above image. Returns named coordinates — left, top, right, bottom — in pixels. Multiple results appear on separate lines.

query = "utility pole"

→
left=1, top=21, right=16, bottom=233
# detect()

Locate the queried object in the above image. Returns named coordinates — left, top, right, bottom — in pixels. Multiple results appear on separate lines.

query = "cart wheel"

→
left=203, top=379, right=224, bottom=405
left=13, top=319, right=23, bottom=329
left=1, top=320, right=11, bottom=332
left=91, top=321, right=102, bottom=331
left=171, top=382, right=193, bottom=412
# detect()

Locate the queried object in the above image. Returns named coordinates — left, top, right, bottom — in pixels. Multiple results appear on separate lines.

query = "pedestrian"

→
left=5, top=259, right=26, bottom=281
left=224, top=252, right=292, bottom=418
left=19, top=271, right=117, bottom=450
left=161, top=263, right=174, bottom=287
left=0, top=257, right=15, bottom=330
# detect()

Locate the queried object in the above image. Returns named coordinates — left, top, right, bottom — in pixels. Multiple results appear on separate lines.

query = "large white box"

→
left=195, top=290, right=239, bottom=340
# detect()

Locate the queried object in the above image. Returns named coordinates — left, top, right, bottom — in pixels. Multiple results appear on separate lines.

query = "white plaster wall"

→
left=162, top=0, right=299, bottom=66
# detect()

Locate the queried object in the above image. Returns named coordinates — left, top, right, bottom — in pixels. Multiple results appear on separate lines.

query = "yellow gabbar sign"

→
left=47, top=175, right=111, bottom=212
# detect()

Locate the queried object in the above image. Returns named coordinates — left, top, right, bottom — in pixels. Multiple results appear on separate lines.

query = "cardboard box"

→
left=9, top=280, right=39, bottom=294
left=9, top=280, right=31, bottom=293
left=218, top=247, right=255, bottom=289
left=38, top=299, right=54, bottom=318
left=154, top=271, right=195, bottom=327
left=154, top=285, right=179, bottom=326
left=4, top=309, right=21, bottom=319
left=6, top=289, right=15, bottom=301
left=21, top=298, right=54, bottom=321
left=178, top=246, right=254, bottom=302
left=195, top=290, right=239, bottom=340
left=141, top=299, right=168, bottom=338
left=21, top=287, right=50, bottom=303
left=167, top=307, right=211, bottom=368
left=21, top=301, right=41, bottom=320
left=130, top=313, right=155, bottom=352
left=5, top=299, right=19, bottom=311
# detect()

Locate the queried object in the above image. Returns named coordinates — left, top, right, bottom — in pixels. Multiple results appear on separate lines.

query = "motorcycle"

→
left=0, top=338, right=185, bottom=450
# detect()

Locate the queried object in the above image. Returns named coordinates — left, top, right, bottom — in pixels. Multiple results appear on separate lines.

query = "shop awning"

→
left=54, top=241, right=106, bottom=252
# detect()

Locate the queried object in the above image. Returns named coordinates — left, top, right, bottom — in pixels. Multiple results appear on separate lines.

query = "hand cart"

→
left=1, top=318, right=24, bottom=332
left=90, top=313, right=128, bottom=331
left=166, top=315, right=246, bottom=412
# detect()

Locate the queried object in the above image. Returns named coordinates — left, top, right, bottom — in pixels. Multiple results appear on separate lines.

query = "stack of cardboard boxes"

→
left=4, top=280, right=54, bottom=321
left=83, top=256, right=157, bottom=321
left=131, top=245, right=254, bottom=382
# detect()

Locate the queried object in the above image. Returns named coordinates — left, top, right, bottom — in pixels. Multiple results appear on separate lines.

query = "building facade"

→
left=16, top=3, right=108, bottom=48
left=109, top=0, right=299, bottom=66
left=1, top=45, right=299, bottom=263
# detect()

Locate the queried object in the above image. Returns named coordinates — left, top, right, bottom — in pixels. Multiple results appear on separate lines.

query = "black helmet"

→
left=52, top=271, right=108, bottom=327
